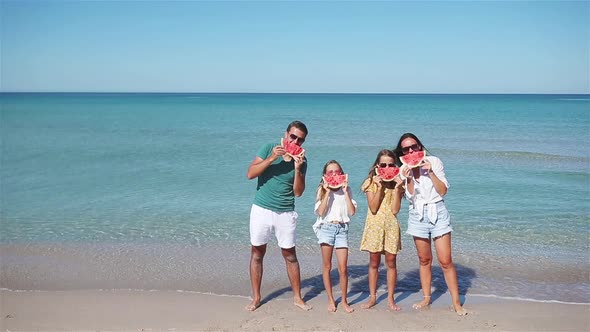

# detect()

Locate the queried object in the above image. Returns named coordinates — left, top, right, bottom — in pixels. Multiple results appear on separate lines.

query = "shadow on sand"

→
left=260, top=262, right=476, bottom=308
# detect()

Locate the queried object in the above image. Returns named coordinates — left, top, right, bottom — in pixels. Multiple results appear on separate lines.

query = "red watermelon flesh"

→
left=281, top=138, right=305, bottom=158
left=400, top=150, right=425, bottom=168
left=375, top=166, right=400, bottom=182
left=323, top=173, right=348, bottom=189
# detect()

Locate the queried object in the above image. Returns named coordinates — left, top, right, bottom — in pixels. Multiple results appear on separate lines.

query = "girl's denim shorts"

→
left=316, top=222, right=349, bottom=248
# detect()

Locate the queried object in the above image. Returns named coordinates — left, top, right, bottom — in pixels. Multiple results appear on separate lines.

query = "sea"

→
left=1, top=93, right=588, bottom=305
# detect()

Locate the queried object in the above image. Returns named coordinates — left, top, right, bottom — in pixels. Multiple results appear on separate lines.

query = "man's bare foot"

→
left=451, top=303, right=468, bottom=316
left=412, top=295, right=430, bottom=310
left=388, top=301, right=401, bottom=311
left=327, top=301, right=336, bottom=312
left=342, top=303, right=354, bottom=313
left=245, top=300, right=261, bottom=311
left=361, top=294, right=377, bottom=309
left=294, top=299, right=312, bottom=311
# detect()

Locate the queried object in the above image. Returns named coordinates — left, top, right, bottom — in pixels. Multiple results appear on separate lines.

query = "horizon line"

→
left=1, top=91, right=589, bottom=95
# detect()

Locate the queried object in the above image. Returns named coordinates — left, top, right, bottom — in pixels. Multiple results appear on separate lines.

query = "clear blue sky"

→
left=2, top=1, right=589, bottom=93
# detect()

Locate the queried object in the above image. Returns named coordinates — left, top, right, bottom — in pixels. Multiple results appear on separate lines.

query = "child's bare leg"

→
left=361, top=252, right=380, bottom=309
left=336, top=247, right=354, bottom=313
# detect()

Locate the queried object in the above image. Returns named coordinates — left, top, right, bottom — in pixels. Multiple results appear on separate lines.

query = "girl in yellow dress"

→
left=360, top=149, right=404, bottom=311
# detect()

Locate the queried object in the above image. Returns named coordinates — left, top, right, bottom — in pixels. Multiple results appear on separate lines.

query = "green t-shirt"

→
left=253, top=142, right=307, bottom=212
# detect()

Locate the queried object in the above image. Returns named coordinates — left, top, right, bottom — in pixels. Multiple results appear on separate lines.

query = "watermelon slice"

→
left=400, top=150, right=426, bottom=168
left=323, top=173, right=348, bottom=189
left=280, top=138, right=305, bottom=161
left=375, top=166, right=400, bottom=182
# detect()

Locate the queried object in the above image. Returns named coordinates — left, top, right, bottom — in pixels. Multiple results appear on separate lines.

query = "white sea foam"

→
left=469, top=293, right=589, bottom=306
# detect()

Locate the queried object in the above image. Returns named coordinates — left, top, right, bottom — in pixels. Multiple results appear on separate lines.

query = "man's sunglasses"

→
left=289, top=133, right=305, bottom=143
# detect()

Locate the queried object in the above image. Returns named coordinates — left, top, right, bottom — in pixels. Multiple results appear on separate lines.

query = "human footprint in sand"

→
left=394, top=133, right=467, bottom=316
left=245, top=121, right=312, bottom=312
left=359, top=149, right=405, bottom=312
left=312, top=160, right=357, bottom=313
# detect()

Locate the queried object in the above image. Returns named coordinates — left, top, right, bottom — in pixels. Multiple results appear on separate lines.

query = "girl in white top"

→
left=313, top=160, right=357, bottom=313
left=395, top=133, right=467, bottom=315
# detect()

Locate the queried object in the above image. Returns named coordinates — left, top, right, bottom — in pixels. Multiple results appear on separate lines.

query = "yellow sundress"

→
left=359, top=178, right=402, bottom=254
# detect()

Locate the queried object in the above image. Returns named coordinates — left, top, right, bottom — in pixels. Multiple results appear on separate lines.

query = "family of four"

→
left=245, top=120, right=466, bottom=316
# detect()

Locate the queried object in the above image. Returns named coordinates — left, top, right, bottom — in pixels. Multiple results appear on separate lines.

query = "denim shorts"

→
left=316, top=222, right=349, bottom=248
left=406, top=201, right=453, bottom=239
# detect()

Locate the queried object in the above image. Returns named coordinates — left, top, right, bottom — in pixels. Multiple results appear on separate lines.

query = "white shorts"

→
left=250, top=204, right=298, bottom=248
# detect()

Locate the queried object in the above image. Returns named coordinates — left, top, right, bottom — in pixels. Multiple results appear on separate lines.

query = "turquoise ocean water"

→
left=1, top=93, right=588, bottom=304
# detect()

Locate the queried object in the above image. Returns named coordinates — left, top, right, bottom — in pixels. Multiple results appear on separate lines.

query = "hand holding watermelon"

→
left=293, top=153, right=305, bottom=170
left=420, top=159, right=433, bottom=174
left=271, top=145, right=287, bottom=161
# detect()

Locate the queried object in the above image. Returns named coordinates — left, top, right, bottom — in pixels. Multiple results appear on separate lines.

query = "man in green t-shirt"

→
left=245, top=120, right=311, bottom=312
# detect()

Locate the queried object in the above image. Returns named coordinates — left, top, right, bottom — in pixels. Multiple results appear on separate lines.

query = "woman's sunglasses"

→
left=401, top=143, right=422, bottom=154
left=378, top=163, right=397, bottom=168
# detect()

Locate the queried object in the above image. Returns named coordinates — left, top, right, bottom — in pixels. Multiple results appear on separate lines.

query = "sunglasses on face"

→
left=401, top=143, right=422, bottom=154
left=378, top=163, right=396, bottom=168
left=289, top=133, right=305, bottom=143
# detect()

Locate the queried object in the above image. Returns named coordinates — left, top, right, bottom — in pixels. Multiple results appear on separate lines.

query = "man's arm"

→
left=292, top=155, right=306, bottom=197
left=246, top=145, right=284, bottom=179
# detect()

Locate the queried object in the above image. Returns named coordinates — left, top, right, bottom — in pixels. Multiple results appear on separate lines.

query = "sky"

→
left=1, top=1, right=589, bottom=94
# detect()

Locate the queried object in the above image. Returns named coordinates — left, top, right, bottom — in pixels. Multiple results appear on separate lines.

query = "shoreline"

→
left=1, top=242, right=588, bottom=304
left=1, top=289, right=588, bottom=331
left=1, top=287, right=587, bottom=307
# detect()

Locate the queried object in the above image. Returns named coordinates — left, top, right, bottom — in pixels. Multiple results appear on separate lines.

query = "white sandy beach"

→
left=1, top=289, right=588, bottom=331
